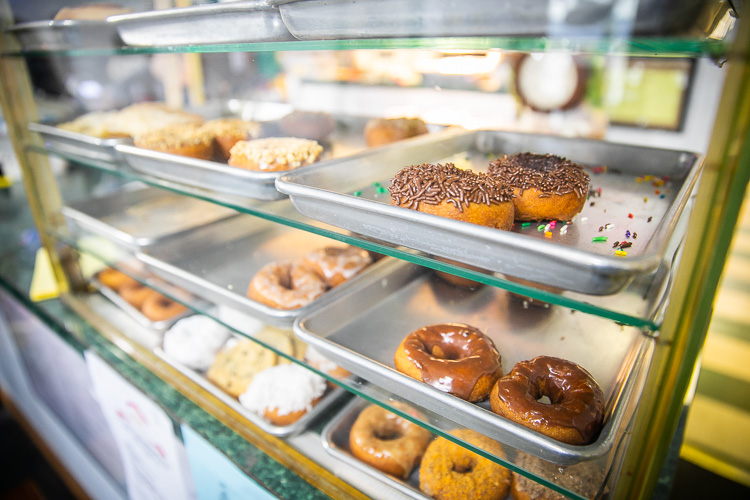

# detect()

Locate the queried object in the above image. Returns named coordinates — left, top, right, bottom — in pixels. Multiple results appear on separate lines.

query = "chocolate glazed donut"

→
left=490, top=356, right=605, bottom=445
left=394, top=323, right=503, bottom=402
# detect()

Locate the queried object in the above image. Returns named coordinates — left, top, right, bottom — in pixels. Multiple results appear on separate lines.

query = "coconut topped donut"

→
left=488, top=153, right=590, bottom=222
left=389, top=163, right=515, bottom=230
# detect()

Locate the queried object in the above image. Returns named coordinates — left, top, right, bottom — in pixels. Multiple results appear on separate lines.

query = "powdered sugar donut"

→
left=239, top=364, right=327, bottom=426
left=163, top=315, right=232, bottom=371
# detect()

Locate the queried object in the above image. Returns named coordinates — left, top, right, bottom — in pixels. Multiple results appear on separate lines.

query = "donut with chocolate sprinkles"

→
left=388, top=163, right=515, bottom=230
left=488, top=153, right=590, bottom=222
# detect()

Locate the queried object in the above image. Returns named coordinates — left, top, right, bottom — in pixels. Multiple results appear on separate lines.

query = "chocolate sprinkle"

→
left=388, top=163, right=513, bottom=212
left=489, top=152, right=590, bottom=199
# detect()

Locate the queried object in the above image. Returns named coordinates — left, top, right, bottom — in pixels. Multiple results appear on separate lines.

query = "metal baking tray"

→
left=110, top=1, right=294, bottom=46
left=271, top=0, right=719, bottom=40
left=295, top=260, right=652, bottom=464
left=323, top=397, right=430, bottom=499
left=28, top=122, right=131, bottom=163
left=116, top=114, right=441, bottom=200
left=136, top=215, right=394, bottom=329
left=63, top=187, right=239, bottom=250
left=6, top=19, right=123, bottom=51
left=91, top=276, right=193, bottom=332
left=154, top=345, right=348, bottom=437
left=276, top=129, right=701, bottom=295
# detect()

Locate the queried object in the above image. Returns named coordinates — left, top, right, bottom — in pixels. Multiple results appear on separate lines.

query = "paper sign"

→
left=85, top=351, right=194, bottom=500
left=180, top=424, right=276, bottom=500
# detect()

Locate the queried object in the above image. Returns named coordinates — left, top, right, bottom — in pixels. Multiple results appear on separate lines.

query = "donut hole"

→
left=374, top=427, right=403, bottom=441
left=452, top=457, right=476, bottom=474
left=532, top=378, right=566, bottom=405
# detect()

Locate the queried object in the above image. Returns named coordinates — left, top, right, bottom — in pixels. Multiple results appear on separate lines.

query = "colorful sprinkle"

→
left=592, top=166, right=607, bottom=174
left=599, top=226, right=604, bottom=232
left=560, top=225, right=568, bottom=235
left=373, top=182, right=382, bottom=187
left=376, top=186, right=388, bottom=194
left=549, top=220, right=557, bottom=229
left=613, top=241, right=620, bottom=248
left=628, top=213, right=633, bottom=219
left=537, top=224, right=545, bottom=231
left=655, top=190, right=661, bottom=195
left=604, top=223, right=614, bottom=229
left=581, top=217, right=588, bottom=223
left=522, top=222, right=531, bottom=227
left=615, top=250, right=628, bottom=257
left=592, top=236, right=608, bottom=242
left=625, top=230, right=631, bottom=238
left=660, top=194, right=665, bottom=199
left=644, top=197, right=648, bottom=203
left=353, top=190, right=362, bottom=196
left=619, top=241, right=633, bottom=249
left=653, top=179, right=665, bottom=187
left=636, top=177, right=644, bottom=183
left=633, top=232, right=638, bottom=239
left=644, top=175, right=654, bottom=181
left=590, top=202, right=596, bottom=207
left=544, top=223, right=552, bottom=233
left=545, top=231, right=552, bottom=238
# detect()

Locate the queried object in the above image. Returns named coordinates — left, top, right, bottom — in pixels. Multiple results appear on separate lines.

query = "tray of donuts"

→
left=92, top=267, right=197, bottom=331
left=294, top=260, right=653, bottom=464
left=323, top=397, right=606, bottom=500
left=276, top=128, right=702, bottom=295
left=154, top=317, right=351, bottom=437
left=116, top=111, right=444, bottom=201
left=134, top=215, right=392, bottom=330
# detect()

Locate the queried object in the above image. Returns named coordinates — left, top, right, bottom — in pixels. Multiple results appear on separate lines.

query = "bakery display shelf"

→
left=135, top=215, right=396, bottom=330
left=63, top=186, right=239, bottom=251
left=31, top=145, right=679, bottom=330
left=116, top=115, right=445, bottom=201
left=277, top=129, right=700, bottom=296
left=28, top=122, right=131, bottom=163
left=153, top=346, right=351, bottom=438
left=294, top=259, right=651, bottom=465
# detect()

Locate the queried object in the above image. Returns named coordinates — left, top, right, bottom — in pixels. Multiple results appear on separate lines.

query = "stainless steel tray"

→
left=271, top=0, right=717, bottom=40
left=136, top=215, right=394, bottom=330
left=110, top=1, right=294, bottom=46
left=154, top=346, right=348, bottom=437
left=295, top=260, right=652, bottom=464
left=28, top=122, right=131, bottom=163
left=91, top=277, right=193, bottom=332
left=116, top=114, right=438, bottom=200
left=276, top=129, right=701, bottom=295
left=63, top=187, right=238, bottom=250
left=323, top=397, right=430, bottom=499
left=7, top=19, right=123, bottom=51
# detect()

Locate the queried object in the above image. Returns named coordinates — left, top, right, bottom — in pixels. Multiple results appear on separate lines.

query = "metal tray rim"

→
left=29, top=122, right=131, bottom=148
left=109, top=0, right=279, bottom=24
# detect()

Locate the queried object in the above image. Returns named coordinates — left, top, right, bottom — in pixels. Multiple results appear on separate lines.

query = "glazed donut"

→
left=140, top=290, right=188, bottom=322
left=490, top=356, right=605, bottom=445
left=239, top=363, right=327, bottom=426
left=303, top=246, right=373, bottom=288
left=364, top=117, right=429, bottom=147
left=247, top=260, right=327, bottom=310
left=118, top=283, right=152, bottom=310
left=488, top=152, right=590, bottom=222
left=97, top=268, right=138, bottom=291
left=419, top=429, right=511, bottom=500
left=393, top=323, right=503, bottom=402
left=349, top=403, right=432, bottom=479
left=389, top=163, right=515, bottom=230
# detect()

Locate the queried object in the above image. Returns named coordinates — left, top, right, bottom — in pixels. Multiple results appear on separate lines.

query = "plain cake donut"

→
left=393, top=323, right=503, bottom=402
left=490, top=356, right=605, bottom=445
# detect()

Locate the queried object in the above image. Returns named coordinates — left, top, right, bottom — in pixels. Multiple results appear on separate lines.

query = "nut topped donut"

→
left=394, top=323, right=503, bottom=402
left=490, top=356, right=605, bottom=445
left=389, top=163, right=515, bottom=230
left=488, top=152, right=590, bottom=221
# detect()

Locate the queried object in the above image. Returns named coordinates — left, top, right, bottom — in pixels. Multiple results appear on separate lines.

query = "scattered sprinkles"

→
left=560, top=224, right=568, bottom=235
left=615, top=250, right=628, bottom=257
left=545, top=231, right=553, bottom=238
left=537, top=224, right=545, bottom=232
left=636, top=177, right=644, bottom=183
left=376, top=186, right=388, bottom=194
left=644, top=197, right=648, bottom=202
left=373, top=182, right=382, bottom=187
left=619, top=241, right=633, bottom=249
left=625, top=230, right=631, bottom=238
left=633, top=232, right=638, bottom=239
left=592, top=166, right=607, bottom=174
left=522, top=222, right=531, bottom=227
left=488, top=153, right=590, bottom=199
left=628, top=213, right=633, bottom=218
left=592, top=236, right=608, bottom=242
left=353, top=190, right=362, bottom=196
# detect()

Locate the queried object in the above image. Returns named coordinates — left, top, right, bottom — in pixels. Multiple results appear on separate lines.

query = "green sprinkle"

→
left=592, top=236, right=608, bottom=242
left=522, top=222, right=531, bottom=227
left=537, top=224, right=545, bottom=231
left=373, top=182, right=382, bottom=187
left=376, top=186, right=388, bottom=194
left=353, top=190, right=362, bottom=196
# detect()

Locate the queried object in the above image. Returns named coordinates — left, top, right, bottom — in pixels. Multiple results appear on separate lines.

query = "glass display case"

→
left=1, top=1, right=748, bottom=499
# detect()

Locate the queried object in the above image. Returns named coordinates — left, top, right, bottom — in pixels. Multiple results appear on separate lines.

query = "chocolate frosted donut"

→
left=488, top=153, right=590, bottom=221
left=490, top=356, right=604, bottom=445
left=394, top=323, right=503, bottom=402
left=389, top=163, right=515, bottom=230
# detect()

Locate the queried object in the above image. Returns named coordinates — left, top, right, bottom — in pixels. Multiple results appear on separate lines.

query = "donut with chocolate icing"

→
left=488, top=153, right=590, bottom=222
left=489, top=356, right=604, bottom=445
left=389, top=163, right=515, bottom=230
left=349, top=402, right=432, bottom=479
left=393, top=323, right=503, bottom=402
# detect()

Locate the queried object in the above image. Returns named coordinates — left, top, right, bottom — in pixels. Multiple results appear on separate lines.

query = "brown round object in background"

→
left=433, top=257, right=485, bottom=289
left=394, top=323, right=503, bottom=402
left=118, top=283, right=152, bottom=309
left=200, top=118, right=261, bottom=160
left=389, top=163, right=515, bottom=230
left=364, top=117, right=429, bottom=147
left=419, top=429, right=511, bottom=500
left=488, top=153, right=590, bottom=222
left=140, top=290, right=187, bottom=322
left=247, top=260, right=327, bottom=310
left=490, top=356, right=605, bottom=445
left=134, top=123, right=214, bottom=160
left=97, top=268, right=138, bottom=291
left=279, top=111, right=336, bottom=141
left=349, top=403, right=432, bottom=479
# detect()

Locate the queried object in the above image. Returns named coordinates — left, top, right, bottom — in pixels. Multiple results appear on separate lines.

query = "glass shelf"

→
left=30, top=145, right=682, bottom=330
left=47, top=217, right=653, bottom=500
left=3, top=36, right=729, bottom=59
